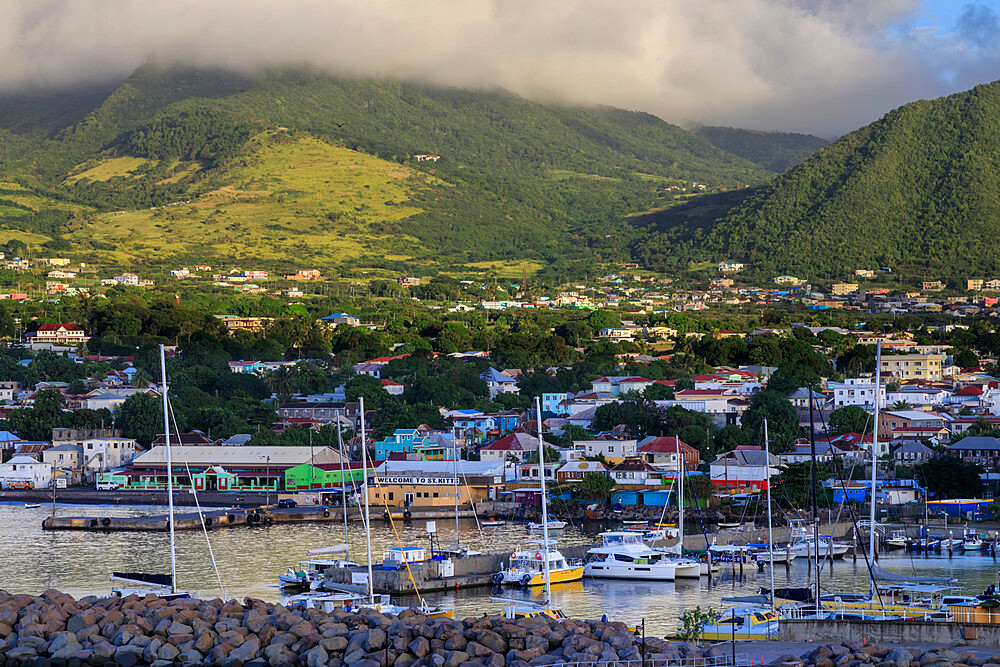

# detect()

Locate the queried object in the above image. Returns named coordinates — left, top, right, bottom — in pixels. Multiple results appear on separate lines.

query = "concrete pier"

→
left=40, top=505, right=482, bottom=532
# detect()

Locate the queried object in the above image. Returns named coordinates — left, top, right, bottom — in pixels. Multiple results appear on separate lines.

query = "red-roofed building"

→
left=478, top=432, right=539, bottom=463
left=24, top=323, right=89, bottom=346
left=380, top=378, right=404, bottom=396
left=637, top=436, right=700, bottom=471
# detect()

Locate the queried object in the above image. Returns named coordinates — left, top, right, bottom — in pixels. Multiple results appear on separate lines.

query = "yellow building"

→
left=968, top=278, right=984, bottom=291
left=879, top=353, right=945, bottom=381
left=367, top=462, right=504, bottom=508
left=831, top=283, right=858, bottom=296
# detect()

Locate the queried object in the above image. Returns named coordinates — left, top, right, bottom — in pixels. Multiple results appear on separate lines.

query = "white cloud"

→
left=0, top=0, right=996, bottom=135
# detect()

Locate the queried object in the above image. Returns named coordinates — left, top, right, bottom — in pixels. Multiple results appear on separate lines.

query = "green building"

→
left=284, top=461, right=370, bottom=491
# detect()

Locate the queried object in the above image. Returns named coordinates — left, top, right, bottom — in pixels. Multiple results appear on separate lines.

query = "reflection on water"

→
left=3, top=502, right=1000, bottom=636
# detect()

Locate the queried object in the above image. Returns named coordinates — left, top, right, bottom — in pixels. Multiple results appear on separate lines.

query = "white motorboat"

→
left=584, top=531, right=698, bottom=581
left=885, top=530, right=908, bottom=550
left=962, top=529, right=985, bottom=551
left=753, top=548, right=797, bottom=565
left=528, top=519, right=567, bottom=531
left=938, top=536, right=964, bottom=550
left=787, top=535, right=851, bottom=558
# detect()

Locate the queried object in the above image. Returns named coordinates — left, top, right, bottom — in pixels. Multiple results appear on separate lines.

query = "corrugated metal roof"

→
left=134, top=446, right=342, bottom=466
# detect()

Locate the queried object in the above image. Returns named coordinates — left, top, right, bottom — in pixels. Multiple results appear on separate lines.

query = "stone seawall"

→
left=0, top=589, right=724, bottom=666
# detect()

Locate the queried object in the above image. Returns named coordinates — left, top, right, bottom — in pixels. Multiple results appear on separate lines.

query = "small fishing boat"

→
left=938, top=536, right=963, bottom=550
left=481, top=518, right=506, bottom=527
left=278, top=557, right=359, bottom=590
left=622, top=520, right=647, bottom=526
left=962, top=529, right=985, bottom=551
left=23, top=503, right=40, bottom=509
left=717, top=522, right=741, bottom=530
left=751, top=546, right=797, bottom=565
left=528, top=519, right=567, bottom=531
left=884, top=530, right=908, bottom=550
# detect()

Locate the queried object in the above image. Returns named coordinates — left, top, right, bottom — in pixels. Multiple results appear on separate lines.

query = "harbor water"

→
left=4, top=502, right=1000, bottom=636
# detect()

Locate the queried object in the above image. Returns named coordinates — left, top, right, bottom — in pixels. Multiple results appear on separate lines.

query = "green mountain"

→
left=694, top=126, right=829, bottom=172
left=0, top=66, right=769, bottom=277
left=637, top=80, right=1000, bottom=282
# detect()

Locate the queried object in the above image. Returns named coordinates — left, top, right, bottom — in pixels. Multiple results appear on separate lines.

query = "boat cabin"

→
left=383, top=547, right=425, bottom=566
left=510, top=548, right=570, bottom=572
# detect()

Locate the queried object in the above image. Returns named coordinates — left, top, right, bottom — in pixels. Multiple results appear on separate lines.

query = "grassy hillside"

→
left=71, top=130, right=438, bottom=265
left=0, top=66, right=770, bottom=275
left=641, top=81, right=1000, bottom=282
left=694, top=126, right=829, bottom=172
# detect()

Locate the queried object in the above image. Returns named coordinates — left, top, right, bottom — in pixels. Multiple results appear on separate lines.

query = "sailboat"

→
left=355, top=397, right=454, bottom=619
left=495, top=398, right=577, bottom=620
left=658, top=436, right=709, bottom=578
left=111, top=345, right=190, bottom=600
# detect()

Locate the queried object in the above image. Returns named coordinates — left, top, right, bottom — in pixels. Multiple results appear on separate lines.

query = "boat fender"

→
left=204, top=517, right=213, bottom=528
left=492, top=572, right=504, bottom=585
left=263, top=515, right=274, bottom=526
left=89, top=518, right=99, bottom=528
left=246, top=513, right=255, bottom=525
left=323, top=509, right=330, bottom=518
left=101, top=517, right=111, bottom=527
left=520, top=573, right=532, bottom=587
left=534, top=552, right=542, bottom=560
left=383, top=511, right=390, bottom=521
left=403, top=510, right=411, bottom=520
left=227, top=513, right=236, bottom=523
left=252, top=513, right=261, bottom=524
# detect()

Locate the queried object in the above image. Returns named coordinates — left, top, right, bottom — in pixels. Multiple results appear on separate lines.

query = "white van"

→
left=96, top=480, right=119, bottom=491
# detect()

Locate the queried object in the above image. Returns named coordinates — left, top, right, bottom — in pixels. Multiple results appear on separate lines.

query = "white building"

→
left=830, top=378, right=886, bottom=408
left=82, top=438, right=139, bottom=479
left=0, top=455, right=52, bottom=489
left=574, top=439, right=638, bottom=462
left=114, top=273, right=140, bottom=286
left=481, top=368, right=519, bottom=399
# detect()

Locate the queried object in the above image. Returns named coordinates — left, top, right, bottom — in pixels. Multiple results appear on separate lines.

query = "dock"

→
left=41, top=505, right=481, bottom=532
left=321, top=544, right=596, bottom=594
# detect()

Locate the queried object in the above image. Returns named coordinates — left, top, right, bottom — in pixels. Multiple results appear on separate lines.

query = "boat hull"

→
left=585, top=562, right=676, bottom=581
left=527, top=566, right=584, bottom=586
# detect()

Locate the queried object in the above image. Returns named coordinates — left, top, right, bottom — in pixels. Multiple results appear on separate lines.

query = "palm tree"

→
left=892, top=399, right=911, bottom=410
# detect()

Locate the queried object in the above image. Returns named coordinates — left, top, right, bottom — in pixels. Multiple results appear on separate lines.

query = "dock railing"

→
left=547, top=653, right=751, bottom=667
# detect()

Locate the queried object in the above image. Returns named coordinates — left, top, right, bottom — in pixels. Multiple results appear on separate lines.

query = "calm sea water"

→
left=3, top=502, right=999, bottom=636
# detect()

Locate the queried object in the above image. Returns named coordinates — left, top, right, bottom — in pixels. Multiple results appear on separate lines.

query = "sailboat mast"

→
left=809, top=387, right=820, bottom=610
left=535, top=397, right=551, bottom=606
left=869, top=341, right=882, bottom=585
left=675, top=433, right=683, bottom=552
left=360, top=397, right=374, bottom=604
left=454, top=427, right=460, bottom=547
left=159, top=344, right=177, bottom=594
left=336, top=408, right=348, bottom=553
left=765, top=417, right=775, bottom=612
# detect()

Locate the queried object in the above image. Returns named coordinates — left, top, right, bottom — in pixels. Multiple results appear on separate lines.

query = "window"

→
left=433, top=492, right=439, bottom=498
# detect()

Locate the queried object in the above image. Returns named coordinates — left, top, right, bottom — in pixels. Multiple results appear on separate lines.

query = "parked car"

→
left=277, top=498, right=297, bottom=508
left=96, top=480, right=119, bottom=491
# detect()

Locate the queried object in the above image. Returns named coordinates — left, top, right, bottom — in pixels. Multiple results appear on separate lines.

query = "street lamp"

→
left=259, top=455, right=272, bottom=506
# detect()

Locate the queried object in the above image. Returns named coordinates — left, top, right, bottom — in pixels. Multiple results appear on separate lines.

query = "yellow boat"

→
left=494, top=543, right=585, bottom=587
left=696, top=608, right=781, bottom=641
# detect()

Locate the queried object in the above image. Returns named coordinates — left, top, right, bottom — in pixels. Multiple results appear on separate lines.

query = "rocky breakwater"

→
left=773, top=643, right=1000, bottom=667
left=0, top=589, right=726, bottom=666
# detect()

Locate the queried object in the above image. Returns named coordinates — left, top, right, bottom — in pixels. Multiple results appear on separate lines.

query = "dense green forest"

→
left=0, top=66, right=768, bottom=274
left=694, top=126, right=830, bottom=172
left=639, top=80, right=1000, bottom=281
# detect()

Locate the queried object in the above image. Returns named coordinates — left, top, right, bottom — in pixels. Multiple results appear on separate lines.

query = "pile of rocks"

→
left=0, top=589, right=724, bottom=666
left=773, top=642, right=1000, bottom=667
